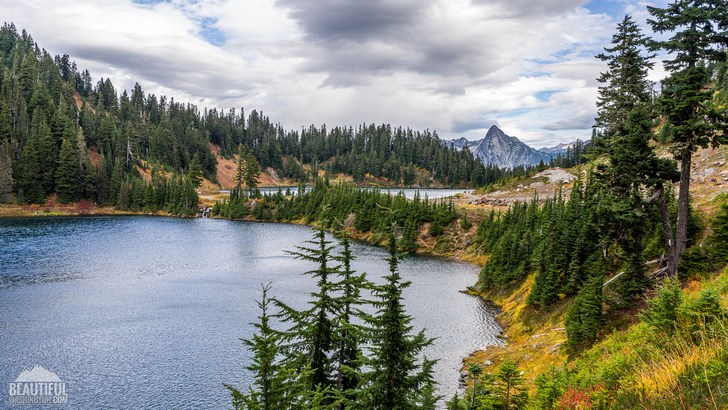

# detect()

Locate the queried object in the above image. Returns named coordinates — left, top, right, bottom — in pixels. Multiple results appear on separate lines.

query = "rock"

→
left=704, top=167, right=715, bottom=176
left=483, top=360, right=493, bottom=366
left=715, top=161, right=725, bottom=167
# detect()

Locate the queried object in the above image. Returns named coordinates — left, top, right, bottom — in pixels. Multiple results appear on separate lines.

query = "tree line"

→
left=212, top=178, right=459, bottom=254
left=0, top=22, right=497, bottom=213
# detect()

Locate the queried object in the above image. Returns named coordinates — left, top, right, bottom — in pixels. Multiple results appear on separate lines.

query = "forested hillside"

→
left=446, top=4, right=728, bottom=408
left=0, top=23, right=491, bottom=213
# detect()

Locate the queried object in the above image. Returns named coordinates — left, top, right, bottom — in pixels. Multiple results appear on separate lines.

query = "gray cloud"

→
left=472, top=0, right=589, bottom=17
left=275, top=0, right=424, bottom=43
left=68, top=42, right=256, bottom=102
left=543, top=112, right=595, bottom=130
left=452, top=117, right=500, bottom=134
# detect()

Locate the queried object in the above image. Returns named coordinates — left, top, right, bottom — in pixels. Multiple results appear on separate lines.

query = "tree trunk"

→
left=657, top=185, right=677, bottom=277
left=674, top=149, right=692, bottom=274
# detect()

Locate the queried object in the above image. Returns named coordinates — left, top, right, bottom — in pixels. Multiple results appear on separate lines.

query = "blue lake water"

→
left=0, top=217, right=500, bottom=409
left=244, top=187, right=471, bottom=200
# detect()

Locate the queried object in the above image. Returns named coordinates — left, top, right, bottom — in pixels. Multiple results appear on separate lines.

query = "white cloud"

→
left=0, top=0, right=671, bottom=148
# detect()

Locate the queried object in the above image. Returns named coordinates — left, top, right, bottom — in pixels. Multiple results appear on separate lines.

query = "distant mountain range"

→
left=446, top=125, right=575, bottom=169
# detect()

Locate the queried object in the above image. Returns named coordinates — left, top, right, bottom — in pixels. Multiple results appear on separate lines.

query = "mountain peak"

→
left=447, top=127, right=551, bottom=169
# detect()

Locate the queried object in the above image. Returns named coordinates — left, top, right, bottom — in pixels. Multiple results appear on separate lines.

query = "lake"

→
left=0, top=217, right=501, bottom=409
left=243, top=187, right=471, bottom=200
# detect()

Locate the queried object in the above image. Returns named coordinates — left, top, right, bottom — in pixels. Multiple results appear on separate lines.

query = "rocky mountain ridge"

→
left=446, top=125, right=573, bottom=168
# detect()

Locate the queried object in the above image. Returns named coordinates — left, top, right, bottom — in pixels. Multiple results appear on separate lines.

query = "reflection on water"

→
left=0, top=217, right=501, bottom=409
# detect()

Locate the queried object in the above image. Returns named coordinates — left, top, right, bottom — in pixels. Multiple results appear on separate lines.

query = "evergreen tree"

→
left=647, top=0, right=728, bottom=276
left=594, top=15, right=655, bottom=144
left=276, top=229, right=338, bottom=393
left=331, top=235, right=370, bottom=407
left=0, top=140, right=13, bottom=203
left=593, top=15, right=680, bottom=299
left=55, top=137, right=80, bottom=203
left=188, top=152, right=203, bottom=188
left=640, top=278, right=684, bottom=334
left=95, top=154, right=110, bottom=204
left=15, top=137, right=44, bottom=203
left=32, top=112, right=57, bottom=195
left=706, top=202, right=728, bottom=263
left=234, top=144, right=246, bottom=191
left=75, top=126, right=94, bottom=199
left=245, top=149, right=261, bottom=192
left=565, top=273, right=604, bottom=352
left=118, top=178, right=130, bottom=210
left=360, top=231, right=438, bottom=409
left=226, top=283, right=305, bottom=410
left=494, top=361, right=528, bottom=410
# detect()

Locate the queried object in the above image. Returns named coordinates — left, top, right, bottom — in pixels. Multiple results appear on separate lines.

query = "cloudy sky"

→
left=2, top=0, right=669, bottom=147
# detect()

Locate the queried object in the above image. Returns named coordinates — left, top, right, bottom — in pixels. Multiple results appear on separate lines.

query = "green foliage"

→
left=359, top=231, right=439, bottom=409
left=0, top=140, right=13, bottom=203
left=231, top=229, right=439, bottom=409
left=679, top=202, right=728, bottom=277
left=225, top=284, right=308, bottom=410
left=494, top=361, right=528, bottom=410
left=55, top=138, right=80, bottom=203
left=15, top=130, right=45, bottom=204
left=707, top=202, right=728, bottom=263
left=187, top=152, right=203, bottom=188
left=473, top=178, right=647, bottom=306
left=451, top=361, right=528, bottom=410
left=213, top=181, right=459, bottom=247
left=531, top=367, right=568, bottom=410
left=640, top=278, right=683, bottom=333
left=594, top=15, right=655, bottom=143
left=459, top=213, right=472, bottom=230
left=277, top=229, right=339, bottom=391
left=565, top=274, right=604, bottom=353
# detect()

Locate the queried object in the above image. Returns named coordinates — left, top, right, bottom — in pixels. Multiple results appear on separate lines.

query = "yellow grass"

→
left=465, top=274, right=570, bottom=393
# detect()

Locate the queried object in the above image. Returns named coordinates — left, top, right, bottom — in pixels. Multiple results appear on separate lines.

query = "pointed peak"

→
left=484, top=124, right=508, bottom=139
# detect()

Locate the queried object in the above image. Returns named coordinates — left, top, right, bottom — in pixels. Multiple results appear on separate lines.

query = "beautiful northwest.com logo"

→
left=8, top=365, right=67, bottom=405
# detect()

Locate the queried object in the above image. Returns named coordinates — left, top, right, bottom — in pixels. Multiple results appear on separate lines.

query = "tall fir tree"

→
left=594, top=14, right=679, bottom=299
left=594, top=15, right=655, bottom=145
left=360, top=231, right=439, bottom=409
left=234, top=144, right=246, bottom=191
left=647, top=0, right=728, bottom=276
left=331, top=235, right=370, bottom=407
left=226, top=283, right=307, bottom=410
left=565, top=273, right=604, bottom=352
left=275, top=229, right=339, bottom=394
left=15, top=136, right=44, bottom=203
left=55, top=137, right=80, bottom=203
left=0, top=140, right=13, bottom=203
left=188, top=152, right=203, bottom=189
left=245, top=149, right=261, bottom=192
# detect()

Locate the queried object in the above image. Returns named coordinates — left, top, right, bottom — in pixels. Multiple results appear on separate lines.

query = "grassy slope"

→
left=459, top=145, right=728, bottom=407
